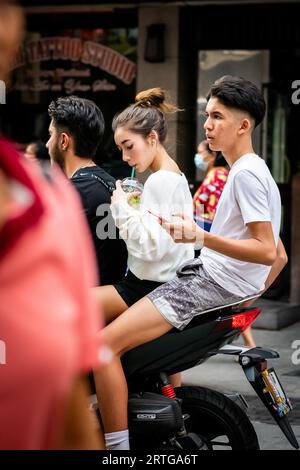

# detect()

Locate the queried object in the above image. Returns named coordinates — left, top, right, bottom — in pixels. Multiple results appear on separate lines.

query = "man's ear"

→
left=238, top=118, right=252, bottom=135
left=60, top=132, right=70, bottom=151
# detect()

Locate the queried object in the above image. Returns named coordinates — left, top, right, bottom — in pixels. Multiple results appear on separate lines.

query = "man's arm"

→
left=239, top=237, right=288, bottom=308
left=161, top=213, right=277, bottom=266
left=261, top=237, right=288, bottom=292
left=203, top=221, right=277, bottom=266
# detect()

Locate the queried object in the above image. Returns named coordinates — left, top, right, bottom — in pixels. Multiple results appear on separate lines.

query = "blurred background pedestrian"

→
left=193, top=139, right=229, bottom=231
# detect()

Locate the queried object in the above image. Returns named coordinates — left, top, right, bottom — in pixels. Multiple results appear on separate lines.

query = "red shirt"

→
left=193, top=167, right=229, bottom=222
left=0, top=144, right=103, bottom=449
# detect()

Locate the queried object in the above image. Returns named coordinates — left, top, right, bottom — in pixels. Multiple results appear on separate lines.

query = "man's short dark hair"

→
left=48, top=96, right=105, bottom=158
left=206, top=75, right=266, bottom=128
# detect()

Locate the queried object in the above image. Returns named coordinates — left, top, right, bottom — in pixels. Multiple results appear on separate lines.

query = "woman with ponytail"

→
left=93, top=89, right=194, bottom=449
left=93, top=88, right=193, bottom=324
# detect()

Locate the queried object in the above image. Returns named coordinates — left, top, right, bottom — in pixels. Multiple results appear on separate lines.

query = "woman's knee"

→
left=95, top=286, right=128, bottom=324
left=102, top=298, right=172, bottom=356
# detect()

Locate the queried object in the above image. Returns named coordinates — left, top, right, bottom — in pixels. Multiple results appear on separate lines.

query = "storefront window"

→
left=196, top=49, right=269, bottom=180
left=265, top=90, right=290, bottom=184
left=4, top=26, right=138, bottom=176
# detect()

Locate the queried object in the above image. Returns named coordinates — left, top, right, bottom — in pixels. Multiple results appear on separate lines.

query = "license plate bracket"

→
left=260, top=367, right=292, bottom=418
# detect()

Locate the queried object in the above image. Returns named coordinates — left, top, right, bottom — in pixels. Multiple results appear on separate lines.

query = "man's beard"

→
left=50, top=144, right=65, bottom=172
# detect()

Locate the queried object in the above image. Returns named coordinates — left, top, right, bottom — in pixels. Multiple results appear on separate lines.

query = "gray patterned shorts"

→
left=147, top=258, right=243, bottom=330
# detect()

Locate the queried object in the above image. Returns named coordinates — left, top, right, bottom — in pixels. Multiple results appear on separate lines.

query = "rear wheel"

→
left=175, top=386, right=259, bottom=450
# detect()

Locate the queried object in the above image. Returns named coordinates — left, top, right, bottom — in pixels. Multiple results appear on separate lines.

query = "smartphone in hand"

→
left=148, top=209, right=169, bottom=223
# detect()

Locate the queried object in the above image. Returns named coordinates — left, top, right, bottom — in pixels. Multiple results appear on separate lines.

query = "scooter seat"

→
left=189, top=294, right=259, bottom=316
left=122, top=295, right=259, bottom=380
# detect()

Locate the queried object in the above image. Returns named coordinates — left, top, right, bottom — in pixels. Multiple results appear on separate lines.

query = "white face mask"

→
left=194, top=153, right=208, bottom=171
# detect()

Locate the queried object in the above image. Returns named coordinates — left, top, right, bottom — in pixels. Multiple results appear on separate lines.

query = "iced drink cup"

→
left=121, top=177, right=143, bottom=208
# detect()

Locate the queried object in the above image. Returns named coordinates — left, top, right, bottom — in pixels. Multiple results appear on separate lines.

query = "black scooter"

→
left=121, top=298, right=299, bottom=450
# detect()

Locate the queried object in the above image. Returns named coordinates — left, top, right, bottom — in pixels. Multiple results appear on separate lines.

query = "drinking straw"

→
left=131, top=166, right=135, bottom=178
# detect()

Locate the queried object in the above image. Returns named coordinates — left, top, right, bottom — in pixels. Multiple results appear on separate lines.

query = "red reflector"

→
left=232, top=315, right=247, bottom=328
left=232, top=308, right=261, bottom=332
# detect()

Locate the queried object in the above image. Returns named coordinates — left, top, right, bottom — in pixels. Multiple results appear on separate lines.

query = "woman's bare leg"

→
left=170, top=373, right=182, bottom=388
left=92, top=285, right=128, bottom=324
left=93, top=297, right=172, bottom=433
left=242, top=326, right=256, bottom=348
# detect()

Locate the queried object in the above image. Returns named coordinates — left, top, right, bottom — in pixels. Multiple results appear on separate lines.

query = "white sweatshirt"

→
left=111, top=170, right=194, bottom=282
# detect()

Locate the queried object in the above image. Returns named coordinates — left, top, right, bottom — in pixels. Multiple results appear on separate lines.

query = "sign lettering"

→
left=13, top=37, right=136, bottom=85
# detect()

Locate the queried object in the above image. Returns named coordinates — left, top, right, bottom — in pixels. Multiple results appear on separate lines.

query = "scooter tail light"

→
left=215, top=308, right=261, bottom=333
left=231, top=308, right=261, bottom=332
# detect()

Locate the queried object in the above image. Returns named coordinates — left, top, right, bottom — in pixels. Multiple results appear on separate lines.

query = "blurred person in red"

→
left=193, top=140, right=229, bottom=231
left=0, top=1, right=105, bottom=450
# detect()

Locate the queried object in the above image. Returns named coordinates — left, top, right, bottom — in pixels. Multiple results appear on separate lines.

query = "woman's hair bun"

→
left=135, top=88, right=180, bottom=114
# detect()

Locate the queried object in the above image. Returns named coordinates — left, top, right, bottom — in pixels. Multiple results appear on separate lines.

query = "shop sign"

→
left=12, top=36, right=136, bottom=94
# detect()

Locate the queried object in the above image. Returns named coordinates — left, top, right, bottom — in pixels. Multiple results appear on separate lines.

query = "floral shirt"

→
left=193, top=167, right=229, bottom=222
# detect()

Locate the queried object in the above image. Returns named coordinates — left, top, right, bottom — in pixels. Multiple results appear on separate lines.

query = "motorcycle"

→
left=119, top=297, right=299, bottom=451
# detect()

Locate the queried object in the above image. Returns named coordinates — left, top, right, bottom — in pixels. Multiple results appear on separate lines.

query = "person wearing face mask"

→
left=193, top=140, right=229, bottom=231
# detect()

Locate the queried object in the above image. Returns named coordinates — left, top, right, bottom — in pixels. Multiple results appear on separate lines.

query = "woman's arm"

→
left=111, top=178, right=188, bottom=262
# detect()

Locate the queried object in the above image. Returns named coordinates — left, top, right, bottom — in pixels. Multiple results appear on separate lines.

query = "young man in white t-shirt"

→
left=94, top=75, right=288, bottom=450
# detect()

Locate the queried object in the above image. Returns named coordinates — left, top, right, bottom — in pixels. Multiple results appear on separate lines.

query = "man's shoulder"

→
left=71, top=166, right=116, bottom=206
left=91, top=165, right=116, bottom=184
left=232, top=153, right=260, bottom=169
left=73, top=165, right=115, bottom=183
left=72, top=166, right=115, bottom=190
left=231, top=154, right=271, bottom=181
left=231, top=156, right=280, bottom=202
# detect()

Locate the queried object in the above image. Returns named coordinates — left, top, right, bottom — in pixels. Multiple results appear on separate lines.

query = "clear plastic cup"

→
left=121, top=177, right=143, bottom=208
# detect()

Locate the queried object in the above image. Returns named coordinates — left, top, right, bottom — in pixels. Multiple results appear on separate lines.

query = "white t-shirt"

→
left=201, top=153, right=281, bottom=297
left=111, top=170, right=194, bottom=282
